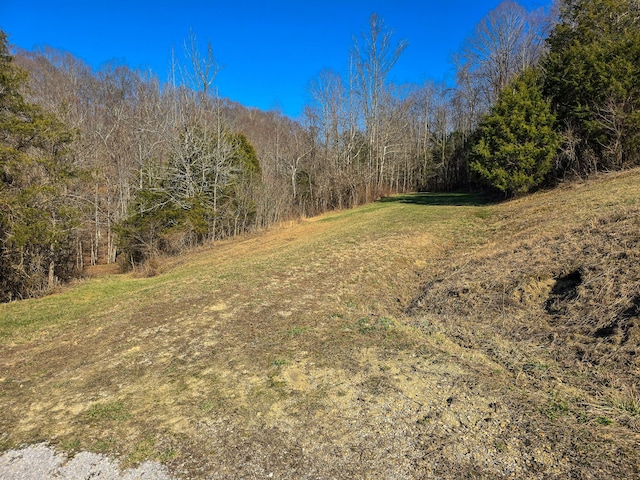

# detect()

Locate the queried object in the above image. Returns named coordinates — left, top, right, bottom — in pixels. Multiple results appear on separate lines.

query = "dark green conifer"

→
left=0, top=30, right=78, bottom=301
left=470, top=69, right=559, bottom=196
left=543, top=0, right=640, bottom=173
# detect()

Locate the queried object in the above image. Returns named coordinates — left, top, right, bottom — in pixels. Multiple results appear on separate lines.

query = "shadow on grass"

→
left=379, top=192, right=492, bottom=207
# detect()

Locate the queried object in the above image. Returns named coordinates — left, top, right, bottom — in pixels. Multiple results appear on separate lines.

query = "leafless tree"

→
left=351, top=13, right=408, bottom=198
left=182, top=30, right=219, bottom=96
left=458, top=1, right=546, bottom=110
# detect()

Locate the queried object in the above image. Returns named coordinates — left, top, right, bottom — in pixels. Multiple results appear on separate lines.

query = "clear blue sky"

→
left=1, top=0, right=551, bottom=118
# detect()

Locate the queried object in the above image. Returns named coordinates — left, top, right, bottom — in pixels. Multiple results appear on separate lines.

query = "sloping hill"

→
left=408, top=170, right=640, bottom=478
left=1, top=170, right=639, bottom=478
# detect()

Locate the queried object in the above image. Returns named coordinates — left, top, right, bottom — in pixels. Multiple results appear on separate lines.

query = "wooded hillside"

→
left=1, top=0, right=639, bottom=301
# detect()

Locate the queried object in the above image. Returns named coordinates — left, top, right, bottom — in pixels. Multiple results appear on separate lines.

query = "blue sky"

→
left=1, top=0, right=551, bottom=118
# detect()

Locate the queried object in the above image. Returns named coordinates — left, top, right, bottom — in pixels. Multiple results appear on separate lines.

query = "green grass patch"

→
left=284, top=326, right=308, bottom=337
left=91, top=437, right=117, bottom=453
left=542, top=395, right=570, bottom=420
left=357, top=316, right=394, bottom=335
left=124, top=437, right=156, bottom=466
left=379, top=192, right=491, bottom=207
left=85, top=400, right=131, bottom=422
left=0, top=275, right=169, bottom=341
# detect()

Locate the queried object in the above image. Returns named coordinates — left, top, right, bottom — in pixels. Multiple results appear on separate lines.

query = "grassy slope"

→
left=1, top=171, right=639, bottom=478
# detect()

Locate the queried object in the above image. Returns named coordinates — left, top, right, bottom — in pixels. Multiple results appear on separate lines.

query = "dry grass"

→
left=1, top=171, right=640, bottom=478
left=410, top=169, right=640, bottom=477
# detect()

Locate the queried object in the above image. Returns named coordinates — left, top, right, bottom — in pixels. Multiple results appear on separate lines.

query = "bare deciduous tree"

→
left=459, top=1, right=546, bottom=110
left=351, top=13, right=408, bottom=198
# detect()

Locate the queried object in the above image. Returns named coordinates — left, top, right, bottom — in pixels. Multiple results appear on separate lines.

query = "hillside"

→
left=1, top=170, right=640, bottom=478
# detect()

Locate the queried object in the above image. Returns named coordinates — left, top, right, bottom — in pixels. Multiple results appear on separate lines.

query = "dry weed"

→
left=410, top=170, right=640, bottom=477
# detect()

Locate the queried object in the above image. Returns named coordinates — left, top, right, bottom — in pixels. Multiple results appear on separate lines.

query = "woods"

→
left=2, top=0, right=639, bottom=301
left=0, top=32, right=79, bottom=301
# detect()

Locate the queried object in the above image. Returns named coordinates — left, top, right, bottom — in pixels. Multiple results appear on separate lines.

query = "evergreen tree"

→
left=470, top=69, right=559, bottom=196
left=229, top=132, right=260, bottom=176
left=543, top=0, right=640, bottom=174
left=0, top=31, right=79, bottom=301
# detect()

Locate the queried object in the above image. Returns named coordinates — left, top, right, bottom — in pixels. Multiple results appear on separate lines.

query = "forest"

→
left=1, top=0, right=639, bottom=302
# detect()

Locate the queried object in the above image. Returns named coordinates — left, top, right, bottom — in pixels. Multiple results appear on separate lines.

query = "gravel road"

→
left=0, top=443, right=177, bottom=480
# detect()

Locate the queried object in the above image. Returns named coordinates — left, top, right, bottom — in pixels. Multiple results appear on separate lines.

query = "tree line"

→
left=1, top=0, right=638, bottom=301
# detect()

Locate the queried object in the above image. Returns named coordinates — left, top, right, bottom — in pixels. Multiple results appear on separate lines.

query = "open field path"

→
left=0, top=194, right=499, bottom=478
left=2, top=173, right=640, bottom=478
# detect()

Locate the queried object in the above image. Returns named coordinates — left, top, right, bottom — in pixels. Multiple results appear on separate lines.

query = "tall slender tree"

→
left=351, top=13, right=408, bottom=197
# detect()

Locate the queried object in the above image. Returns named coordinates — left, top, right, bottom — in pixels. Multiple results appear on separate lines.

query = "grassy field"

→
left=1, top=170, right=640, bottom=478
